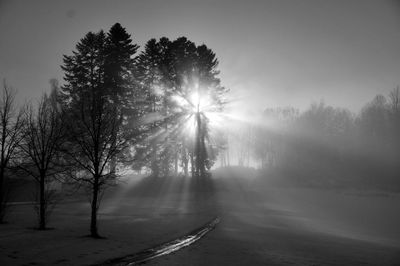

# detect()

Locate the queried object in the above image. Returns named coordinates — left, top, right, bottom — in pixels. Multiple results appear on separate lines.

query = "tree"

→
left=104, top=23, right=138, bottom=105
left=104, top=23, right=139, bottom=175
left=134, top=37, right=227, bottom=178
left=134, top=37, right=173, bottom=177
left=61, top=30, right=107, bottom=104
left=64, top=90, right=127, bottom=238
left=388, top=86, right=400, bottom=149
left=61, top=28, right=131, bottom=237
left=0, top=81, right=24, bottom=223
left=358, top=94, right=389, bottom=141
left=19, top=88, right=65, bottom=229
left=169, top=38, right=227, bottom=177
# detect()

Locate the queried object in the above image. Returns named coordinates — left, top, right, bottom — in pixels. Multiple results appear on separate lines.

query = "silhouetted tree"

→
left=135, top=37, right=227, bottom=178
left=61, top=30, right=107, bottom=103
left=0, top=81, right=24, bottom=223
left=19, top=89, right=65, bottom=229
left=134, top=38, right=171, bottom=176
left=64, top=90, right=127, bottom=238
left=104, top=23, right=139, bottom=175
left=61, top=29, right=131, bottom=237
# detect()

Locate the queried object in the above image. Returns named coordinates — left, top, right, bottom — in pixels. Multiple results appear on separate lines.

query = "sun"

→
left=168, top=83, right=230, bottom=142
left=189, top=91, right=212, bottom=113
left=190, top=92, right=200, bottom=112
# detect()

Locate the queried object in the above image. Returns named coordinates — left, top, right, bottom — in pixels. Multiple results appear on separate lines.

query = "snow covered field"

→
left=1, top=171, right=399, bottom=265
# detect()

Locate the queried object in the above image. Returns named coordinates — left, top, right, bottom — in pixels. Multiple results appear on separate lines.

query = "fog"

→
left=221, top=90, right=400, bottom=192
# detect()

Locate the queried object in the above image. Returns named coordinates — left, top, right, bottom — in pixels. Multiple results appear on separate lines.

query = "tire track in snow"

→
left=97, top=217, right=220, bottom=266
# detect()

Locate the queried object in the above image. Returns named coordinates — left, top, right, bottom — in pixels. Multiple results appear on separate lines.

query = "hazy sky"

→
left=0, top=0, right=399, bottom=112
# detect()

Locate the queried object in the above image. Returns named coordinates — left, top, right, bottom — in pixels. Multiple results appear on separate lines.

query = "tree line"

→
left=247, top=87, right=400, bottom=190
left=0, top=23, right=227, bottom=237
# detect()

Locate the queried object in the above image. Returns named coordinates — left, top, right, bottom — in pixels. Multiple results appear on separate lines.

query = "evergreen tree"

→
left=61, top=31, right=107, bottom=105
left=134, top=38, right=172, bottom=177
left=168, top=38, right=227, bottom=177
left=104, top=23, right=139, bottom=174
left=134, top=37, right=227, bottom=178
left=104, top=23, right=138, bottom=106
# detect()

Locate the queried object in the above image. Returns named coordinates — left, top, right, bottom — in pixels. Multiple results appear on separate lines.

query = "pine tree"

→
left=104, top=23, right=138, bottom=109
left=134, top=37, right=227, bottom=178
left=134, top=38, right=173, bottom=177
left=104, top=23, right=139, bottom=175
left=61, top=31, right=107, bottom=105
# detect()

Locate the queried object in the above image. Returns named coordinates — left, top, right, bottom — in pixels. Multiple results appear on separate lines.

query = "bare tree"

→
left=64, top=93, right=128, bottom=238
left=0, top=81, right=24, bottom=223
left=18, top=90, right=65, bottom=229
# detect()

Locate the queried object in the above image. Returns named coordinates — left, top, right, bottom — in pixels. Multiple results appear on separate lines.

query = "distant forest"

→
left=229, top=88, right=400, bottom=191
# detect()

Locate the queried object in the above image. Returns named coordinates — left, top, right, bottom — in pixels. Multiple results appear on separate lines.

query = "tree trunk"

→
left=39, top=174, right=46, bottom=230
left=174, top=145, right=178, bottom=176
left=183, top=150, right=188, bottom=177
left=151, top=143, right=159, bottom=177
left=195, top=112, right=201, bottom=178
left=0, top=165, right=5, bottom=223
left=0, top=130, right=6, bottom=222
left=0, top=166, right=4, bottom=198
left=110, top=105, right=120, bottom=181
left=110, top=130, right=118, bottom=180
left=190, top=152, right=195, bottom=178
left=110, top=158, right=116, bottom=177
left=90, top=176, right=99, bottom=238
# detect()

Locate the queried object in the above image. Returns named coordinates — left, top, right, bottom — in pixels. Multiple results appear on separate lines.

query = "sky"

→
left=0, top=0, right=399, bottom=112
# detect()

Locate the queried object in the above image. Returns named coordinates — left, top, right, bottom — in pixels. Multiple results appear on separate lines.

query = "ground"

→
left=0, top=170, right=399, bottom=265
